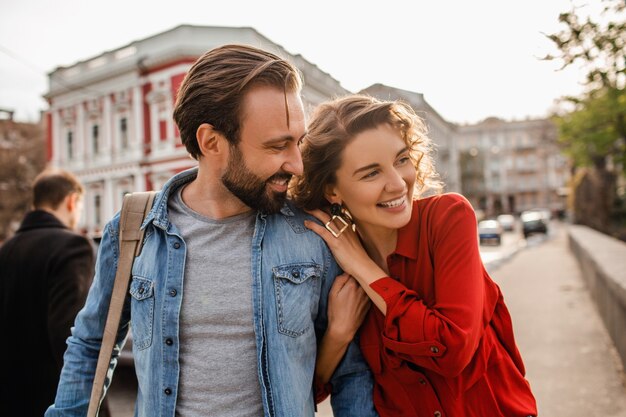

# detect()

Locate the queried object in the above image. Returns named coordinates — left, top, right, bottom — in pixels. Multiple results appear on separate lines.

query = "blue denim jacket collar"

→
left=142, top=167, right=197, bottom=231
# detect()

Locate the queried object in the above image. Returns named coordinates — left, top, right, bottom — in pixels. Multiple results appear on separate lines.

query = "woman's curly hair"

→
left=291, top=94, right=443, bottom=211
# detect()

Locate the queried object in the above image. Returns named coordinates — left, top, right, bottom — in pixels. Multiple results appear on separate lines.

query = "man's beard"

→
left=221, top=144, right=291, bottom=214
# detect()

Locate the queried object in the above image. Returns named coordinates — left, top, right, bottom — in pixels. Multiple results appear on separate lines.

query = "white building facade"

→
left=456, top=117, right=570, bottom=216
left=45, top=25, right=349, bottom=236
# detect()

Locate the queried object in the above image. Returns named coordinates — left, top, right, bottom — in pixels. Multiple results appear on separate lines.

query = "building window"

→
left=158, top=105, right=168, bottom=142
left=120, top=117, right=128, bottom=149
left=92, top=124, right=99, bottom=154
left=67, top=131, right=73, bottom=160
left=159, top=120, right=167, bottom=141
left=94, top=194, right=101, bottom=225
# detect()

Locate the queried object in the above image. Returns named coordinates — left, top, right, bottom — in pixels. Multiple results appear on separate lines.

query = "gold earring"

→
left=325, top=203, right=349, bottom=238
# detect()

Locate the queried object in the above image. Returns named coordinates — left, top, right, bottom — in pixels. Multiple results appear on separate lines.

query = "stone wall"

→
left=568, top=224, right=626, bottom=370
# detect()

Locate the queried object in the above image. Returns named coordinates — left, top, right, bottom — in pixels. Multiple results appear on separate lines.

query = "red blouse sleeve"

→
left=369, top=195, right=490, bottom=378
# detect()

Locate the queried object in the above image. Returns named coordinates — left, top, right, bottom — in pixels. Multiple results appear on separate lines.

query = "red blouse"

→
left=360, top=193, right=537, bottom=417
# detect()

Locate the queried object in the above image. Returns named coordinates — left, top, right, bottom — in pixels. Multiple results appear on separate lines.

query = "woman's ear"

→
left=324, top=183, right=341, bottom=205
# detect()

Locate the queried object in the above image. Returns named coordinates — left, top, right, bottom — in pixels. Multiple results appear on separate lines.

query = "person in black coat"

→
left=0, top=168, right=110, bottom=417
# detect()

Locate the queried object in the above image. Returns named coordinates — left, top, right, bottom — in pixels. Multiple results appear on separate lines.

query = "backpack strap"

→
left=87, top=191, right=156, bottom=417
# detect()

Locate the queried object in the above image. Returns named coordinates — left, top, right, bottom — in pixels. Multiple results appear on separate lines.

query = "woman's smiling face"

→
left=327, top=123, right=417, bottom=232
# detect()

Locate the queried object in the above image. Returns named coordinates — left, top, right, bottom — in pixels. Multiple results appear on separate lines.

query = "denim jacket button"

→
left=173, top=242, right=181, bottom=249
left=169, top=289, right=177, bottom=297
left=164, top=388, right=172, bottom=395
left=291, top=270, right=300, bottom=278
left=165, top=338, right=173, bottom=346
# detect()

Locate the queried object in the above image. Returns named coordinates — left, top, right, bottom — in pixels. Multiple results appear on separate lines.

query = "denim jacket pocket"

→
left=129, top=276, right=155, bottom=350
left=272, top=263, right=321, bottom=338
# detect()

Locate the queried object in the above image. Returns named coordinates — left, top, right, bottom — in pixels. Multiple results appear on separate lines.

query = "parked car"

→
left=496, top=214, right=515, bottom=231
left=478, top=219, right=503, bottom=245
left=520, top=210, right=548, bottom=238
left=530, top=208, right=552, bottom=221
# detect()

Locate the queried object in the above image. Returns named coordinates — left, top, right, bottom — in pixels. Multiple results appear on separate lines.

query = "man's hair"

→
left=173, top=44, right=303, bottom=160
left=32, top=169, right=84, bottom=210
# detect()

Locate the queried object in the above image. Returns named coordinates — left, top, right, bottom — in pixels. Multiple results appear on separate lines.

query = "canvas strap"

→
left=87, top=191, right=156, bottom=417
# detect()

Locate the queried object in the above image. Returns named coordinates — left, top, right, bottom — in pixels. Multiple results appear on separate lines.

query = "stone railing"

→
left=568, top=224, right=626, bottom=370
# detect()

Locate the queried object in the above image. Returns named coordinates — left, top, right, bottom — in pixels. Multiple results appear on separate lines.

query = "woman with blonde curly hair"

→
left=293, top=94, right=537, bottom=417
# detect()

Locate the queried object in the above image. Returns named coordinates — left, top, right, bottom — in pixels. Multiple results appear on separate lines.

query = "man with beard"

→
left=46, top=45, right=378, bottom=417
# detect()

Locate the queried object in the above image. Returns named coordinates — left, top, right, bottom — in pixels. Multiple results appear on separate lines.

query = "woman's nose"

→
left=385, top=169, right=406, bottom=193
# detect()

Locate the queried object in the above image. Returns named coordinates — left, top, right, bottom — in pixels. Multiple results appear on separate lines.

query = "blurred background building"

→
left=456, top=117, right=570, bottom=217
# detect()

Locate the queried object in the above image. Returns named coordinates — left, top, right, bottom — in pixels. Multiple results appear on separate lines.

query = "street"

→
left=106, top=220, right=626, bottom=417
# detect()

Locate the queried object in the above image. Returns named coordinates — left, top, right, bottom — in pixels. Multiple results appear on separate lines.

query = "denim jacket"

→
left=46, top=168, right=378, bottom=417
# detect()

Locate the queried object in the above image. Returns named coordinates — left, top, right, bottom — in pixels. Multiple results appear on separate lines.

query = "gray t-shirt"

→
left=168, top=185, right=262, bottom=417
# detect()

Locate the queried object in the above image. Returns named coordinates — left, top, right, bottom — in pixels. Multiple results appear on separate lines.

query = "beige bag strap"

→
left=87, top=191, right=156, bottom=417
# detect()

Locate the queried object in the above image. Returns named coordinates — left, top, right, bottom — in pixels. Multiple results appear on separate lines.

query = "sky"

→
left=0, top=0, right=600, bottom=125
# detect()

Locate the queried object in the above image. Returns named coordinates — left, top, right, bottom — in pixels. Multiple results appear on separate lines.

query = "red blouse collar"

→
left=393, top=199, right=421, bottom=260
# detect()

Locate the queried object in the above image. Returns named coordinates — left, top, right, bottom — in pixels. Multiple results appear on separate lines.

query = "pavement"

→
left=109, top=221, right=626, bottom=416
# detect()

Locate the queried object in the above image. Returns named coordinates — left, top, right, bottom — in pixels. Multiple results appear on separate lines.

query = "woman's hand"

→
left=304, top=209, right=374, bottom=278
left=326, top=273, right=371, bottom=344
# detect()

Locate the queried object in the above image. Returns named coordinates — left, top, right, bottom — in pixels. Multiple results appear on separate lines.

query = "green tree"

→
left=545, top=0, right=626, bottom=236
left=545, top=0, right=625, bottom=173
left=545, top=0, right=625, bottom=90
left=554, top=87, right=626, bottom=173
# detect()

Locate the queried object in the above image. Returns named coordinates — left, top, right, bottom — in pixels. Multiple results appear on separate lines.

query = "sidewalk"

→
left=491, top=223, right=626, bottom=417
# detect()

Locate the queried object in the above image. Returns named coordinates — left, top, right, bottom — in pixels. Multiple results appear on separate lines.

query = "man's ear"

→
left=61, top=192, right=82, bottom=230
left=65, top=192, right=78, bottom=212
left=196, top=123, right=226, bottom=157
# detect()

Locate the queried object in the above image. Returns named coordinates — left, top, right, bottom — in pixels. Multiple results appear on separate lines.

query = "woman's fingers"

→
left=327, top=274, right=371, bottom=340
left=304, top=217, right=335, bottom=244
left=330, top=273, right=350, bottom=295
left=304, top=208, right=330, bottom=222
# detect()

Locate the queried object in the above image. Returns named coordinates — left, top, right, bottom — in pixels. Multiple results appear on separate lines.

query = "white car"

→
left=496, top=214, right=515, bottom=231
left=478, top=219, right=503, bottom=245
